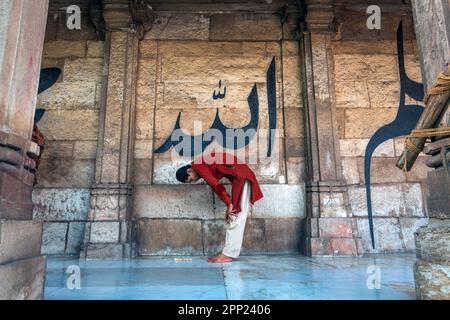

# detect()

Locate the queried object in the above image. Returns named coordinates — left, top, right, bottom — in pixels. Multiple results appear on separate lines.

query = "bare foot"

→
left=207, top=252, right=234, bottom=263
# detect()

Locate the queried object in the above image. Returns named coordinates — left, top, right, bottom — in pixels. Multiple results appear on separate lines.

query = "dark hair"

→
left=176, top=165, right=192, bottom=183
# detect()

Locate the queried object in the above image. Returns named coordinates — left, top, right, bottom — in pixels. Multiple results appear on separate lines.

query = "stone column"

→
left=0, top=0, right=49, bottom=299
left=410, top=0, right=450, bottom=300
left=81, top=0, right=152, bottom=259
left=301, top=0, right=362, bottom=256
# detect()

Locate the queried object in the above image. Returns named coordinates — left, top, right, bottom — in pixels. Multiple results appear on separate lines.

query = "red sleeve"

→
left=191, top=163, right=232, bottom=206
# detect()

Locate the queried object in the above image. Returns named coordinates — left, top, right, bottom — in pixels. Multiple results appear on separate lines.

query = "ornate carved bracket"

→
left=102, top=0, right=153, bottom=39
left=304, top=0, right=336, bottom=33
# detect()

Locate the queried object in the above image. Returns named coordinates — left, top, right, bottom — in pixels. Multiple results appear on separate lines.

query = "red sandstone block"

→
left=318, top=218, right=353, bottom=238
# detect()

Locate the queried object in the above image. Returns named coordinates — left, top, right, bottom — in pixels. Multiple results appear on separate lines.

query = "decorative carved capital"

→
left=305, top=0, right=336, bottom=33
left=102, top=0, right=153, bottom=39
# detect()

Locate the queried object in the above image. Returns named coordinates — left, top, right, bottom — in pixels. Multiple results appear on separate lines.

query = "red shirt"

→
left=191, top=152, right=263, bottom=213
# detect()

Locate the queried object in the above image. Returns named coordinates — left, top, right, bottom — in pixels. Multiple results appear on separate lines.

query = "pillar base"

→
left=414, top=220, right=450, bottom=300
left=302, top=216, right=363, bottom=256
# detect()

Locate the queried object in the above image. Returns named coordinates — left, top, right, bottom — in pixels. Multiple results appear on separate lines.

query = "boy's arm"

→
left=191, top=163, right=232, bottom=206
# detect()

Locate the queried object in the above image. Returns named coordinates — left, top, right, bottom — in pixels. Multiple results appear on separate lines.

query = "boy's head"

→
left=176, top=165, right=200, bottom=183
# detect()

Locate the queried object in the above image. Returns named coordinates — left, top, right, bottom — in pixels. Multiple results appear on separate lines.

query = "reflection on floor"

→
left=44, top=253, right=417, bottom=300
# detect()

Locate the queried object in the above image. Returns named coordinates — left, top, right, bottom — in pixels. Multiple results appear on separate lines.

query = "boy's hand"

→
left=225, top=204, right=238, bottom=222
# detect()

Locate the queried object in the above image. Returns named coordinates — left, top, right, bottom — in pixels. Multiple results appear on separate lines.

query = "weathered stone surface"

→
left=249, top=159, right=286, bottom=184
left=136, top=107, right=154, bottom=140
left=339, top=139, right=395, bottom=157
left=335, top=81, right=370, bottom=108
left=332, top=40, right=414, bottom=55
left=210, top=13, right=282, bottom=41
left=134, top=140, right=153, bottom=160
left=37, top=81, right=99, bottom=110
left=133, top=159, right=153, bottom=185
left=137, top=59, right=157, bottom=109
left=284, top=108, right=304, bottom=138
left=202, top=220, right=226, bottom=255
left=285, top=138, right=304, bottom=158
left=334, top=54, right=399, bottom=82
left=36, top=159, right=95, bottom=188
left=348, top=184, right=425, bottom=217
left=139, top=40, right=157, bottom=59
left=415, top=260, right=450, bottom=300
left=252, top=184, right=305, bottom=218
left=134, top=185, right=214, bottom=219
left=265, top=218, right=302, bottom=253
left=84, top=243, right=125, bottom=259
left=366, top=81, right=400, bottom=109
left=318, top=218, right=353, bottom=238
left=241, top=218, right=267, bottom=255
left=0, top=221, right=42, bottom=264
left=73, top=140, right=97, bottom=159
left=90, top=222, right=120, bottom=243
left=66, top=222, right=86, bottom=254
left=161, top=56, right=276, bottom=83
left=282, top=42, right=302, bottom=108
left=157, top=40, right=274, bottom=58
left=399, top=218, right=429, bottom=251
left=43, top=41, right=86, bottom=58
left=341, top=157, right=360, bottom=184
left=337, top=12, right=415, bottom=42
left=336, top=108, right=346, bottom=138
left=356, top=218, right=405, bottom=252
left=356, top=157, right=407, bottom=184
left=319, top=193, right=347, bottom=218
left=40, top=141, right=74, bottom=159
left=137, top=219, right=203, bottom=255
left=415, top=221, right=450, bottom=264
left=329, top=238, right=360, bottom=256
left=0, top=256, right=46, bottom=300
left=87, top=41, right=104, bottom=58
left=344, top=108, right=398, bottom=138
left=63, top=58, right=103, bottom=83
left=144, top=13, right=209, bottom=40
left=286, top=157, right=305, bottom=185
left=38, top=110, right=99, bottom=140
left=41, top=222, right=68, bottom=255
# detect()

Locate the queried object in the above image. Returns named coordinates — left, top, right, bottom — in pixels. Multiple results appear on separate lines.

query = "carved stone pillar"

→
left=0, top=0, right=49, bottom=299
left=301, top=0, right=362, bottom=256
left=410, top=0, right=450, bottom=300
left=81, top=0, right=152, bottom=259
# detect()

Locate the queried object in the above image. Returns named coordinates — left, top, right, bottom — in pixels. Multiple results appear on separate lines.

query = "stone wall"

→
left=32, top=2, right=104, bottom=255
left=134, top=9, right=306, bottom=255
left=333, top=10, right=429, bottom=252
left=33, top=0, right=433, bottom=256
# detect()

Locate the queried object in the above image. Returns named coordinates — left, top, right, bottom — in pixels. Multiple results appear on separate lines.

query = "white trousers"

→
left=222, top=181, right=251, bottom=258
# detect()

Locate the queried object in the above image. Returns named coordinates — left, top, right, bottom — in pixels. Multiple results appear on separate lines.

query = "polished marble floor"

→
left=44, top=253, right=417, bottom=300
